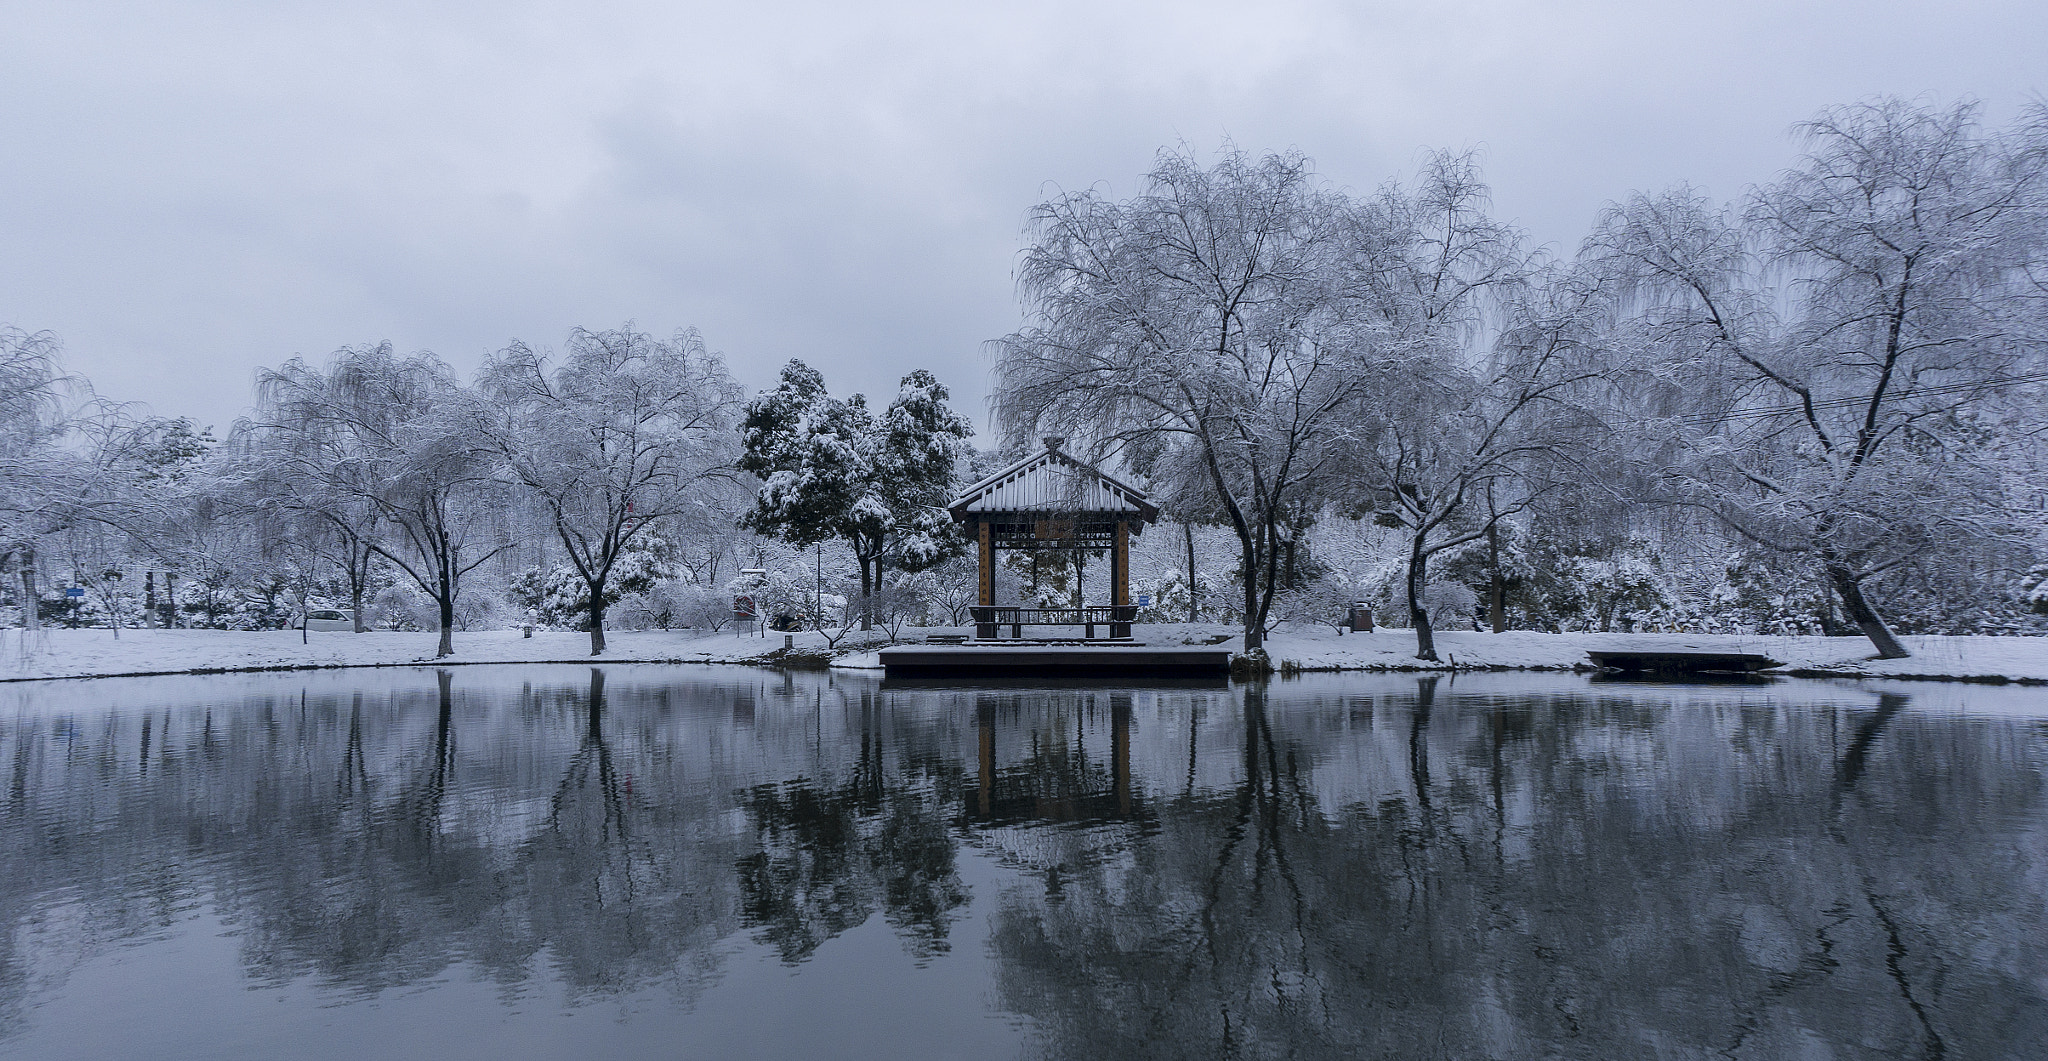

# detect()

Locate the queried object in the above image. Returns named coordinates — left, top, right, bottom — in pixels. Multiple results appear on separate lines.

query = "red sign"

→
left=732, top=595, right=756, bottom=618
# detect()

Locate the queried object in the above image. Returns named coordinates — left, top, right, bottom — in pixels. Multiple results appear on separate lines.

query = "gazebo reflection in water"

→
left=963, top=691, right=1141, bottom=826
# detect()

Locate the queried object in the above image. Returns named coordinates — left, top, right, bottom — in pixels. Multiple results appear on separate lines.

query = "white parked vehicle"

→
left=302, top=608, right=355, bottom=631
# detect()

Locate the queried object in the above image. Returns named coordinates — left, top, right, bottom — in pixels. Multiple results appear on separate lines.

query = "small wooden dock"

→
left=1586, top=650, right=1782, bottom=678
left=879, top=642, right=1234, bottom=680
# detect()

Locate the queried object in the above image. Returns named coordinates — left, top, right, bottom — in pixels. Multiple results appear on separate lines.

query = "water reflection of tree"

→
left=987, top=680, right=2048, bottom=1060
left=0, top=671, right=800, bottom=1020
left=737, top=688, right=969, bottom=963
left=0, top=672, right=2044, bottom=1057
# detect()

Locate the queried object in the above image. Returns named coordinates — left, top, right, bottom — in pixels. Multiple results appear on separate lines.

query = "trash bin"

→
left=1347, top=603, right=1374, bottom=633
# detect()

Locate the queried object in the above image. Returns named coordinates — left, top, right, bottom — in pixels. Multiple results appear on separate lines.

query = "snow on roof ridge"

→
left=947, top=440, right=1158, bottom=521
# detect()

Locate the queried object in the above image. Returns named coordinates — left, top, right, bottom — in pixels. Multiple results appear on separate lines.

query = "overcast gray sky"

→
left=3, top=0, right=2042, bottom=438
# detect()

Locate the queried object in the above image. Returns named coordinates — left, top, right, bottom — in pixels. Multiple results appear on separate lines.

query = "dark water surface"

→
left=1, top=666, right=2044, bottom=1060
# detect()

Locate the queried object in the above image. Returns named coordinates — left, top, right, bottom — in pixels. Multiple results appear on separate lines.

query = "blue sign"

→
left=1136, top=594, right=1152, bottom=608
left=65, top=587, right=85, bottom=597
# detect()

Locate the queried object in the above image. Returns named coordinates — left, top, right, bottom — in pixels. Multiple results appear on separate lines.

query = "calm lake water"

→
left=1, top=666, right=2043, bottom=1060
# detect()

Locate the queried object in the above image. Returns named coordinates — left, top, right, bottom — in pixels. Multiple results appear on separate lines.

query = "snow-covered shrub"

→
left=1537, top=546, right=1677, bottom=632
left=866, top=580, right=927, bottom=640
left=1273, top=573, right=1380, bottom=632
left=1870, top=558, right=2046, bottom=635
left=662, top=583, right=737, bottom=634
left=1139, top=569, right=1191, bottom=623
left=1699, top=554, right=1833, bottom=634
left=508, top=566, right=586, bottom=628
left=728, top=567, right=842, bottom=629
left=453, top=588, right=508, bottom=631
left=66, top=588, right=148, bottom=630
left=507, top=536, right=677, bottom=630
left=371, top=581, right=432, bottom=630
left=1419, top=580, right=1478, bottom=629
left=2022, top=564, right=2048, bottom=616
left=896, top=556, right=977, bottom=626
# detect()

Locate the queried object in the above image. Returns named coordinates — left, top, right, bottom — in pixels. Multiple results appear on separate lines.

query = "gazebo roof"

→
left=948, top=438, right=1160, bottom=524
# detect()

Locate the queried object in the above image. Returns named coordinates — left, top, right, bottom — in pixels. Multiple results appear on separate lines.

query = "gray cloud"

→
left=3, top=0, right=2041, bottom=435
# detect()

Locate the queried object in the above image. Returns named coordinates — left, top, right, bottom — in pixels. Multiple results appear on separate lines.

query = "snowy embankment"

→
left=1259, top=625, right=2048, bottom=684
left=3, top=623, right=2042, bottom=685
left=0, top=627, right=894, bottom=683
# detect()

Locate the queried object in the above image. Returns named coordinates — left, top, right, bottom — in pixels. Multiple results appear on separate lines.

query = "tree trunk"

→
left=164, top=571, right=178, bottom=628
left=433, top=670, right=454, bottom=798
left=436, top=559, right=455, bottom=658
left=1241, top=537, right=1262, bottom=651
left=1486, top=524, right=1507, bottom=633
left=1184, top=523, right=1199, bottom=622
left=1825, top=560, right=1909, bottom=659
left=1249, top=514, right=1284, bottom=642
left=858, top=554, right=874, bottom=631
left=587, top=578, right=607, bottom=655
left=1407, top=537, right=1438, bottom=662
left=349, top=545, right=370, bottom=633
left=17, top=548, right=38, bottom=631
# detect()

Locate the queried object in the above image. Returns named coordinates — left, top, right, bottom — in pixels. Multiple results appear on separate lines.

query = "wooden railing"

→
left=970, top=605, right=1138, bottom=640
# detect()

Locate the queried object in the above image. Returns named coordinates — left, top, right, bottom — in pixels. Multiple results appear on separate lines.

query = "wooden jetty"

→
left=879, top=642, right=1233, bottom=680
left=1585, top=650, right=1782, bottom=678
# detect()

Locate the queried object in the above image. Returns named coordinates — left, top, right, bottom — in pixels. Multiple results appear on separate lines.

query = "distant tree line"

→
left=0, top=323, right=974, bottom=657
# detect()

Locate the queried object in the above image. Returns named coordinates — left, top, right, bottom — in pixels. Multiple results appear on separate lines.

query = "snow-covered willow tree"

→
left=0, top=328, right=69, bottom=628
left=994, top=147, right=1384, bottom=653
left=252, top=344, right=506, bottom=657
left=0, top=328, right=178, bottom=632
left=1319, top=154, right=1634, bottom=661
left=478, top=324, right=744, bottom=655
left=739, top=362, right=972, bottom=630
left=1586, top=99, right=2048, bottom=659
left=997, top=146, right=1596, bottom=655
left=1344, top=264, right=1618, bottom=661
left=238, top=366, right=389, bottom=634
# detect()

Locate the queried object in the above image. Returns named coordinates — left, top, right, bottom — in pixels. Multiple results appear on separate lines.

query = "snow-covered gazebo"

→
left=946, top=437, right=1159, bottom=639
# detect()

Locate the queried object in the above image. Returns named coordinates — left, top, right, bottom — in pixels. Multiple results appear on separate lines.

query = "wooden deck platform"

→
left=879, top=642, right=1234, bottom=680
left=1586, top=650, right=1783, bottom=678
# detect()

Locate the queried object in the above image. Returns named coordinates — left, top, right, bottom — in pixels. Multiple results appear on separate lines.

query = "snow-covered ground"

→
left=3, top=622, right=2042, bottom=685
left=1258, top=624, right=2048, bottom=684
left=0, top=627, right=891, bottom=682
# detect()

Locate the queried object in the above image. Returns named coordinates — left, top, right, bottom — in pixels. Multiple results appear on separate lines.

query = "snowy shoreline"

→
left=3, top=625, right=2043, bottom=686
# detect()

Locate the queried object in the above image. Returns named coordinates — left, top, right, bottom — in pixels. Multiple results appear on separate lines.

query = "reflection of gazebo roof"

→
left=948, top=438, right=1159, bottom=524
left=965, top=821, right=1146, bottom=881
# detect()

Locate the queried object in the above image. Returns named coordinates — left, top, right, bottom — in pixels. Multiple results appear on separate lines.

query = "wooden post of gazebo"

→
left=948, top=437, right=1158, bottom=642
left=1110, top=518, right=1130, bottom=638
left=978, top=522, right=994, bottom=607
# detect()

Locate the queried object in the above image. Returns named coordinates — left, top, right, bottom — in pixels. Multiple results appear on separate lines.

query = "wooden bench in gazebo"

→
left=947, top=437, right=1159, bottom=642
